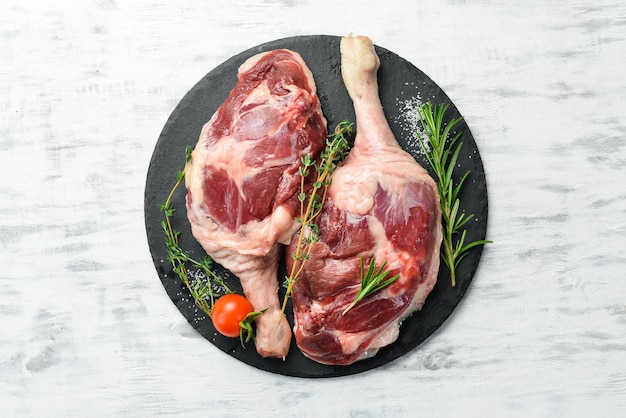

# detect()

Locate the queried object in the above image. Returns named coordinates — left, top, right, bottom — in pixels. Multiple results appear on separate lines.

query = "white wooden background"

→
left=2, top=0, right=625, bottom=416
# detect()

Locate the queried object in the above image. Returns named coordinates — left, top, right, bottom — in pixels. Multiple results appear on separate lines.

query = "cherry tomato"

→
left=211, top=294, right=254, bottom=338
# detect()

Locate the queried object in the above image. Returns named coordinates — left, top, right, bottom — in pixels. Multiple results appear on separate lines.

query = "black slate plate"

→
left=144, top=35, right=489, bottom=378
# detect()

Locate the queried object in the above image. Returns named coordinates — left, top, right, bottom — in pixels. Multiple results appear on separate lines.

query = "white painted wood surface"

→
left=2, top=0, right=625, bottom=416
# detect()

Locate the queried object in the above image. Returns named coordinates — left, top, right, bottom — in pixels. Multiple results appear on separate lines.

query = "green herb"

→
left=158, top=146, right=232, bottom=316
left=279, top=120, right=353, bottom=319
left=239, top=309, right=266, bottom=347
left=342, top=257, right=400, bottom=315
left=417, top=102, right=492, bottom=287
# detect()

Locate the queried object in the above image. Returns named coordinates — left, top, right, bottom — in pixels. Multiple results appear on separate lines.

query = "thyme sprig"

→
left=417, top=102, right=492, bottom=287
left=279, top=120, right=353, bottom=319
left=342, top=257, right=400, bottom=315
left=158, top=146, right=232, bottom=316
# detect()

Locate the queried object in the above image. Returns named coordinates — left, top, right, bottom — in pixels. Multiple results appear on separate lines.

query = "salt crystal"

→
left=393, top=95, right=430, bottom=157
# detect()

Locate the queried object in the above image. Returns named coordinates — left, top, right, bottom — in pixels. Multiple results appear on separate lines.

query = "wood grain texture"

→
left=1, top=0, right=625, bottom=416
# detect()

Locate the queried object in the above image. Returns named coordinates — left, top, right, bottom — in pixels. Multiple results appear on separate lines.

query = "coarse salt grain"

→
left=394, top=95, right=431, bottom=157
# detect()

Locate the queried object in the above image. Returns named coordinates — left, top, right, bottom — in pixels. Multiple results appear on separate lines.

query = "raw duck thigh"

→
left=286, top=35, right=442, bottom=365
left=185, top=49, right=327, bottom=358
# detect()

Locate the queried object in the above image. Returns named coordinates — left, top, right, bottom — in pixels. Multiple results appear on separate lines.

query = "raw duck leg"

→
left=286, top=35, right=442, bottom=365
left=185, top=49, right=327, bottom=358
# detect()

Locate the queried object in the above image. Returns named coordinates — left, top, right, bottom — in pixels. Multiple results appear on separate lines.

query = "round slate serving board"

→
left=144, top=35, right=489, bottom=378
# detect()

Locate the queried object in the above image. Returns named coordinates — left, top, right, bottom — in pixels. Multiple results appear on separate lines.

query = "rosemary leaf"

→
left=417, top=102, right=492, bottom=287
left=342, top=257, right=400, bottom=315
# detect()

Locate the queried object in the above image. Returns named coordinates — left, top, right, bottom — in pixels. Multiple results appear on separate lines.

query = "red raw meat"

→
left=286, top=35, right=442, bottom=365
left=185, top=49, right=327, bottom=358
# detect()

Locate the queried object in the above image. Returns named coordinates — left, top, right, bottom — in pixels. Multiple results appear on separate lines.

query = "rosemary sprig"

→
left=417, top=102, right=492, bottom=287
left=279, top=120, right=353, bottom=319
left=342, top=257, right=400, bottom=315
left=158, top=146, right=232, bottom=316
